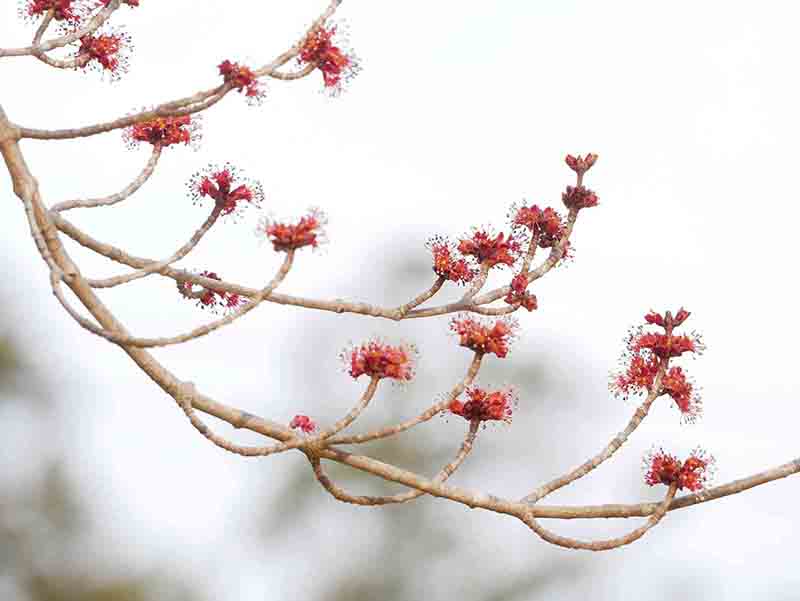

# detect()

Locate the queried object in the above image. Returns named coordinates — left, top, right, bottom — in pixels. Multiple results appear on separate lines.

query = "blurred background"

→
left=1, top=1, right=799, bottom=599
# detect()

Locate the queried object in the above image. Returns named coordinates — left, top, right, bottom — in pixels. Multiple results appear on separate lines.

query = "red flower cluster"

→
left=562, top=185, right=599, bottom=210
left=298, top=24, right=360, bottom=93
left=510, top=204, right=566, bottom=250
left=427, top=238, right=476, bottom=284
left=450, top=315, right=516, bottom=358
left=644, top=448, right=714, bottom=492
left=345, top=340, right=416, bottom=382
left=188, top=164, right=264, bottom=219
left=449, top=386, right=517, bottom=424
left=632, top=332, right=699, bottom=359
left=290, top=414, right=317, bottom=434
left=218, top=60, right=264, bottom=104
left=257, top=208, right=327, bottom=252
left=645, top=308, right=691, bottom=328
left=78, top=29, right=131, bottom=78
left=177, top=271, right=245, bottom=313
left=661, top=366, right=702, bottom=422
left=25, top=0, right=79, bottom=20
left=124, top=114, right=200, bottom=149
left=504, top=273, right=538, bottom=311
left=564, top=153, right=598, bottom=176
left=457, top=230, right=521, bottom=268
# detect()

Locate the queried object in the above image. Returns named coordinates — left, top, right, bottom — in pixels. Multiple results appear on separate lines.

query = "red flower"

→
left=427, top=237, right=476, bottom=284
left=661, top=366, right=702, bottom=422
left=25, top=0, right=80, bottom=21
left=218, top=60, right=265, bottom=104
left=344, top=339, right=416, bottom=382
left=298, top=23, right=361, bottom=94
left=610, top=353, right=660, bottom=399
left=188, top=164, right=264, bottom=219
left=256, top=208, right=327, bottom=252
left=290, top=414, right=317, bottom=434
left=564, top=153, right=598, bottom=176
left=632, top=332, right=700, bottom=359
left=450, top=315, right=517, bottom=358
left=458, top=230, right=521, bottom=268
left=510, top=203, right=566, bottom=250
left=449, top=386, right=517, bottom=424
left=77, top=28, right=131, bottom=80
left=177, top=271, right=245, bottom=313
left=645, top=308, right=691, bottom=329
left=124, top=114, right=201, bottom=149
left=644, top=447, right=714, bottom=491
left=504, top=273, right=538, bottom=311
left=561, top=185, right=599, bottom=210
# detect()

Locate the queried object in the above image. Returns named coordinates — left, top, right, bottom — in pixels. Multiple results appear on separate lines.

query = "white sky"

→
left=2, top=1, right=800, bottom=599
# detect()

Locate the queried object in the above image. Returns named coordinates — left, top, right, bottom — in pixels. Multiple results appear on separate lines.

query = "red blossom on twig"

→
left=124, top=114, right=201, bottom=149
left=457, top=229, right=521, bottom=269
left=343, top=339, right=417, bottom=382
left=427, top=237, right=476, bottom=284
left=504, top=273, right=538, bottom=311
left=661, top=366, right=702, bottom=422
left=218, top=60, right=265, bottom=104
left=188, top=164, right=264, bottom=219
left=24, top=0, right=80, bottom=21
left=643, top=447, right=715, bottom=491
left=256, top=208, right=327, bottom=252
left=564, top=153, right=598, bottom=176
left=177, top=271, right=245, bottom=313
left=298, top=23, right=361, bottom=94
left=561, top=185, right=599, bottom=210
left=450, top=315, right=517, bottom=358
left=290, top=414, right=317, bottom=434
left=448, top=386, right=517, bottom=424
left=77, top=28, right=131, bottom=80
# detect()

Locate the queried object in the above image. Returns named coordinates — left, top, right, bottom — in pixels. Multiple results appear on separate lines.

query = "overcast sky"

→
left=2, top=1, right=800, bottom=599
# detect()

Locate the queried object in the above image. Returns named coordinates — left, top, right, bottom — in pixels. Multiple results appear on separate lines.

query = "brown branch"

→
left=522, top=483, right=678, bottom=551
left=311, top=420, right=480, bottom=505
left=327, top=352, right=483, bottom=445
left=51, top=145, right=162, bottom=212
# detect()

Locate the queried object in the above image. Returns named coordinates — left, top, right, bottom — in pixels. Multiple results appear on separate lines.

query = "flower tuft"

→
left=504, top=273, right=538, bottom=311
left=187, top=163, right=264, bottom=220
left=426, top=236, right=476, bottom=285
left=661, top=366, right=703, bottom=423
left=561, top=185, right=599, bottom=210
left=123, top=113, right=201, bottom=150
left=448, top=386, right=517, bottom=424
left=457, top=228, right=522, bottom=269
left=76, top=27, right=132, bottom=81
left=290, top=414, right=317, bottom=434
left=256, top=208, right=327, bottom=253
left=298, top=22, right=361, bottom=95
left=177, top=271, right=246, bottom=313
left=22, top=0, right=81, bottom=22
left=450, top=314, right=517, bottom=358
left=218, top=60, right=266, bottom=105
left=342, top=339, right=417, bottom=382
left=643, top=447, right=715, bottom=491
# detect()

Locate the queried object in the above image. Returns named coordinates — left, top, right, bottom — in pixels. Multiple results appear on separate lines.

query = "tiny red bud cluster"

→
left=298, top=23, right=361, bottom=95
left=188, top=164, right=264, bottom=219
left=504, top=273, right=538, bottom=311
left=449, top=386, right=517, bottom=424
left=643, top=447, right=714, bottom=491
left=218, top=60, right=265, bottom=104
left=177, top=271, right=245, bottom=313
left=344, top=339, right=416, bottom=382
left=450, top=315, right=517, bottom=358
left=561, top=185, right=599, bottom=210
left=564, top=153, right=598, bottom=176
left=457, top=230, right=522, bottom=268
left=124, top=114, right=201, bottom=149
left=256, top=208, right=327, bottom=253
left=290, top=414, right=317, bottom=434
